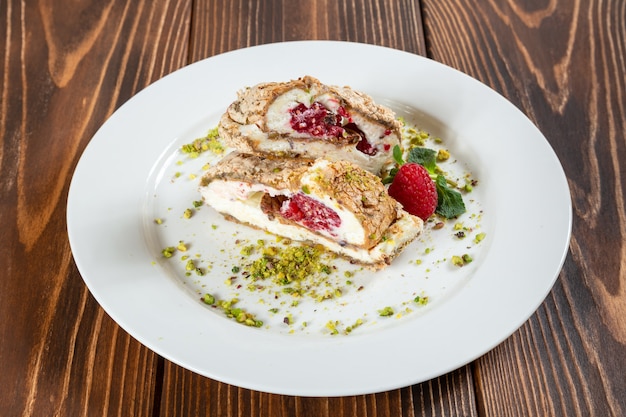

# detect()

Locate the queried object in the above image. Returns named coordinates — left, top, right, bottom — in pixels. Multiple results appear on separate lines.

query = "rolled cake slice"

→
left=199, top=152, right=423, bottom=269
left=219, top=76, right=401, bottom=175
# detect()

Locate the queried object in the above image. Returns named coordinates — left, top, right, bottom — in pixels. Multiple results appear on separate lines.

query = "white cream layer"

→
left=203, top=178, right=365, bottom=247
left=244, top=88, right=398, bottom=174
left=200, top=179, right=422, bottom=266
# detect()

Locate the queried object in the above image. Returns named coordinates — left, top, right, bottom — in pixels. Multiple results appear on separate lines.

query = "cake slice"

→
left=199, top=152, right=423, bottom=269
left=218, top=76, right=401, bottom=175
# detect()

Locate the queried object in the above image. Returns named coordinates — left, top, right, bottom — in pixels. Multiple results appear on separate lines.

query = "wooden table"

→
left=2, top=0, right=625, bottom=415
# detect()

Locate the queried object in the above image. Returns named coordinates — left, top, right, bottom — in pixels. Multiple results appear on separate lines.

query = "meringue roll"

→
left=218, top=76, right=401, bottom=175
left=200, top=152, right=423, bottom=269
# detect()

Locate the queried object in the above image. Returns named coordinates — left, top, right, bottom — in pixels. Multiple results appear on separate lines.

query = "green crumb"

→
left=231, top=266, right=240, bottom=273
left=414, top=295, right=429, bottom=305
left=177, top=241, right=188, bottom=252
left=378, top=306, right=394, bottom=317
left=405, top=127, right=429, bottom=146
left=326, top=320, right=340, bottom=335
left=201, top=294, right=263, bottom=327
left=250, top=245, right=328, bottom=282
left=181, top=127, right=224, bottom=157
left=154, top=218, right=163, bottom=225
left=301, top=185, right=310, bottom=194
left=162, top=247, right=176, bottom=258
left=262, top=246, right=279, bottom=257
left=193, top=200, right=203, bottom=208
left=238, top=241, right=341, bottom=301
left=451, top=256, right=464, bottom=267
left=344, top=318, right=364, bottom=335
left=183, top=208, right=193, bottom=219
left=185, top=260, right=195, bottom=271
left=211, top=224, right=218, bottom=230
left=437, top=149, right=450, bottom=161
left=202, top=293, right=216, bottom=305
left=452, top=254, right=472, bottom=267
left=474, top=233, right=486, bottom=244
left=240, top=245, right=254, bottom=256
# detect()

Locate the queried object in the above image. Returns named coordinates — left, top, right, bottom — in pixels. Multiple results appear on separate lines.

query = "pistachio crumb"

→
left=437, top=149, right=450, bottom=161
left=162, top=247, right=176, bottom=258
left=378, top=306, right=394, bottom=317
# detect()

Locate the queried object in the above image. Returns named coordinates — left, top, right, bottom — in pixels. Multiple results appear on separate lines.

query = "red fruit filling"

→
left=346, top=123, right=377, bottom=156
left=289, top=102, right=378, bottom=156
left=280, top=193, right=341, bottom=234
left=290, top=102, right=345, bottom=137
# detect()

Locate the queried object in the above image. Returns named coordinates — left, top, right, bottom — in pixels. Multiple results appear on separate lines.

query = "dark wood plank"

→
left=0, top=0, right=191, bottom=415
left=189, top=0, right=426, bottom=61
left=421, top=0, right=626, bottom=415
left=159, top=363, right=477, bottom=417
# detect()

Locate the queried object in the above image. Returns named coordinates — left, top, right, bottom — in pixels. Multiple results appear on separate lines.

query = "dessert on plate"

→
left=200, top=152, right=423, bottom=269
left=218, top=76, right=401, bottom=175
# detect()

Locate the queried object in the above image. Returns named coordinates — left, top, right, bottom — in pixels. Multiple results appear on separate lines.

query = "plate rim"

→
left=67, top=40, right=572, bottom=396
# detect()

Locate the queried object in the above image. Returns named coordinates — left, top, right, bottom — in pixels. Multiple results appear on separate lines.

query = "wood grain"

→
left=1, top=0, right=190, bottom=415
left=189, top=0, right=426, bottom=61
left=2, top=0, right=625, bottom=415
left=158, top=363, right=477, bottom=417
left=421, top=0, right=626, bottom=415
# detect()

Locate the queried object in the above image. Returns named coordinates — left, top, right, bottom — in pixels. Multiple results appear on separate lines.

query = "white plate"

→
left=67, top=41, right=571, bottom=396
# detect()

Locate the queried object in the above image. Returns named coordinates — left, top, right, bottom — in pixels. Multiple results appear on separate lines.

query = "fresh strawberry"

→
left=387, top=163, right=437, bottom=220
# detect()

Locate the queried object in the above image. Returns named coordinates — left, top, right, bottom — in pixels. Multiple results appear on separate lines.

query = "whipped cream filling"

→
left=201, top=179, right=421, bottom=266
left=203, top=179, right=366, bottom=247
left=254, top=89, right=397, bottom=174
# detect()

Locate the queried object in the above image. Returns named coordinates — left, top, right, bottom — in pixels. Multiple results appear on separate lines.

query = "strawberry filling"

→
left=289, top=102, right=377, bottom=156
left=279, top=193, right=341, bottom=234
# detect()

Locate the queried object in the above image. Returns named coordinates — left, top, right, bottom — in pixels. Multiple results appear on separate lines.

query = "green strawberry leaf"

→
left=392, top=145, right=404, bottom=165
left=434, top=175, right=466, bottom=218
left=382, top=167, right=398, bottom=184
left=407, top=147, right=437, bottom=173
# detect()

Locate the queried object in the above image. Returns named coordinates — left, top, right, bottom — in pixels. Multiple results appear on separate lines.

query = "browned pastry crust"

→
left=224, top=75, right=399, bottom=131
left=201, top=152, right=398, bottom=250
left=217, top=76, right=402, bottom=174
